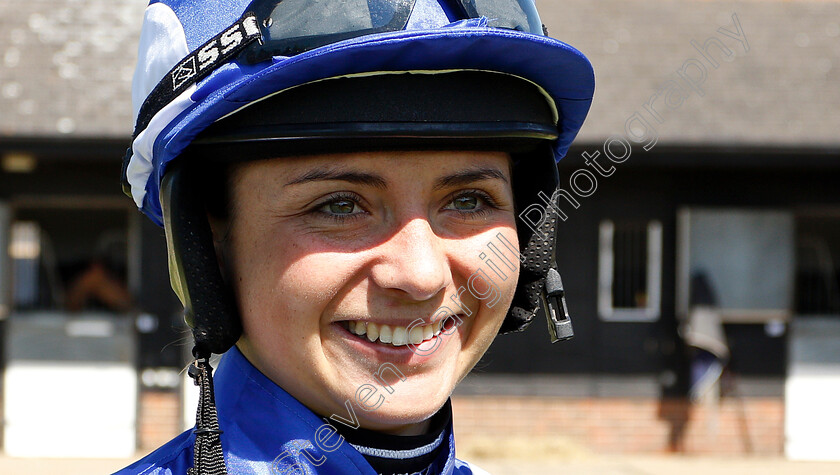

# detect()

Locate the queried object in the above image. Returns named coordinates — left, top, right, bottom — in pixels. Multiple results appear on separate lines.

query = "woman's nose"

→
left=370, top=218, right=452, bottom=302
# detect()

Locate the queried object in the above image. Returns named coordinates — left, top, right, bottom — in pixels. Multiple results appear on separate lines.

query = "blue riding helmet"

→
left=124, top=0, right=593, bottom=356
left=125, top=0, right=594, bottom=225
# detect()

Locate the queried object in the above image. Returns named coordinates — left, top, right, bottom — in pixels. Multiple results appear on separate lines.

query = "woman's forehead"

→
left=236, top=150, right=514, bottom=185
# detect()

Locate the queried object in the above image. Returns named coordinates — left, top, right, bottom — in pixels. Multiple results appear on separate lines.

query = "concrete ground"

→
left=1, top=453, right=839, bottom=475
left=473, top=456, right=840, bottom=475
left=457, top=435, right=840, bottom=475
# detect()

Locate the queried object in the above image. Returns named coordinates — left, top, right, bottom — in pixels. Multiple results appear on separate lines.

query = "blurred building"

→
left=0, top=0, right=838, bottom=460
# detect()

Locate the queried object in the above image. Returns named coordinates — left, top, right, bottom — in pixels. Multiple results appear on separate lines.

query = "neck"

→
left=331, top=400, right=453, bottom=475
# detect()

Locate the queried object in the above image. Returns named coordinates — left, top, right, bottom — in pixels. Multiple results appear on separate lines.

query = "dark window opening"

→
left=612, top=222, right=650, bottom=309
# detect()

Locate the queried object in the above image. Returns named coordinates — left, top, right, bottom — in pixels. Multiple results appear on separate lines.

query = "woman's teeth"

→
left=347, top=320, right=443, bottom=347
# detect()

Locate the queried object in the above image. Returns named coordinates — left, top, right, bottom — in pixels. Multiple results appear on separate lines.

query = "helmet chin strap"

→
left=527, top=184, right=573, bottom=342
left=501, top=150, right=574, bottom=341
left=163, top=163, right=237, bottom=474
left=161, top=161, right=242, bottom=354
left=187, top=347, right=227, bottom=475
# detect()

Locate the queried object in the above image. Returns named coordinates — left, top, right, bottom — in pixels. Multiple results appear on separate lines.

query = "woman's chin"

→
left=355, top=398, right=446, bottom=435
left=329, top=378, right=452, bottom=433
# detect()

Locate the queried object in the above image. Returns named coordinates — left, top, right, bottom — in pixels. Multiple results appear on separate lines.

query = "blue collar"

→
left=212, top=346, right=459, bottom=474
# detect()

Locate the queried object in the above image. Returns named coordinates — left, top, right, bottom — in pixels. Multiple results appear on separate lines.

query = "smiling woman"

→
left=116, top=0, right=593, bottom=474
left=222, top=151, right=518, bottom=435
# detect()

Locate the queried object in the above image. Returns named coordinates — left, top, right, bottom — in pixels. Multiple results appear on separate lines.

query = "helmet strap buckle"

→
left=542, top=268, right=574, bottom=343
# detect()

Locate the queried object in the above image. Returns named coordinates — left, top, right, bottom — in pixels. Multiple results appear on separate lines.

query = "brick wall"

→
left=135, top=391, right=784, bottom=455
left=451, top=396, right=784, bottom=455
left=138, top=390, right=181, bottom=452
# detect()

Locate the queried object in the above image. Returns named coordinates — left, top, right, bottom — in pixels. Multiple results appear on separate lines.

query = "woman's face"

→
left=223, top=150, right=519, bottom=435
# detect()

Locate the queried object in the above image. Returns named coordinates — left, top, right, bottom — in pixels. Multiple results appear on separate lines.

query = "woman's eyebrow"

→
left=285, top=168, right=388, bottom=189
left=434, top=167, right=509, bottom=190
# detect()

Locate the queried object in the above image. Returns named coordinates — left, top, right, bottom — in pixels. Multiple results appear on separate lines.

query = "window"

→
left=598, top=220, right=662, bottom=321
left=7, top=202, right=135, bottom=315
left=676, top=208, right=793, bottom=322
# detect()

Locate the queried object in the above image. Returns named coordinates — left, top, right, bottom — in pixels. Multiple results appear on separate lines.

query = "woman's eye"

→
left=313, top=194, right=365, bottom=220
left=443, top=191, right=496, bottom=215
left=452, top=195, right=479, bottom=211
left=327, top=199, right=357, bottom=215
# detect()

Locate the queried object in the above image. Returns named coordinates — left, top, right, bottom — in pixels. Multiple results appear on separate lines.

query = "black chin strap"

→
left=187, top=349, right=227, bottom=475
